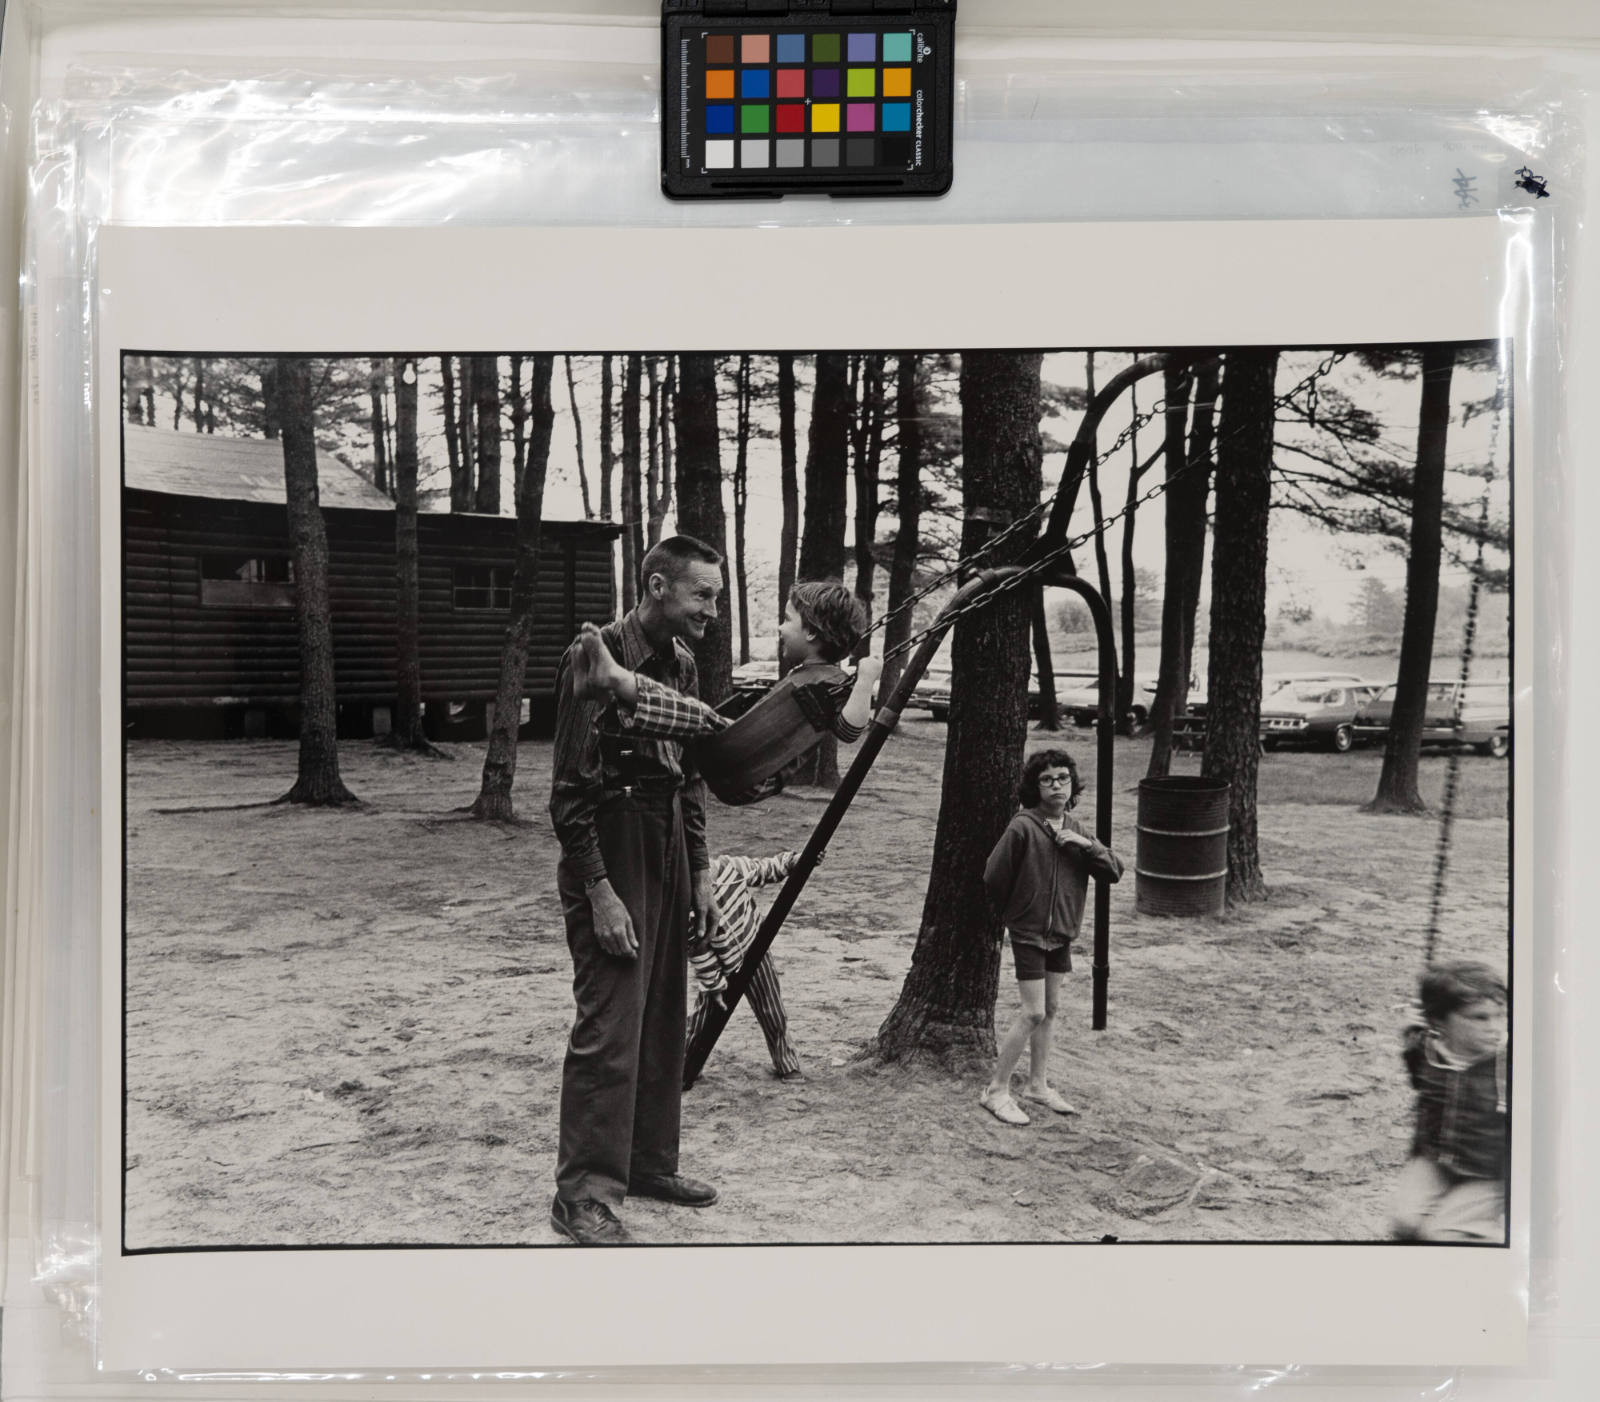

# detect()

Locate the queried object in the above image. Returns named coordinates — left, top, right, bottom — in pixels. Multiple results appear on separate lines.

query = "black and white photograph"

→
left=118, top=332, right=1511, bottom=1250
left=95, top=221, right=1530, bottom=1368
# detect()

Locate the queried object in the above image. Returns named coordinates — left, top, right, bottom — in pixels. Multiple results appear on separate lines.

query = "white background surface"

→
left=2, top=0, right=1596, bottom=1398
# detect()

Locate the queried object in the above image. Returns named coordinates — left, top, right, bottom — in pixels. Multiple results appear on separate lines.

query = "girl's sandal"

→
left=980, top=1088, right=1030, bottom=1126
left=1021, top=1085, right=1077, bottom=1115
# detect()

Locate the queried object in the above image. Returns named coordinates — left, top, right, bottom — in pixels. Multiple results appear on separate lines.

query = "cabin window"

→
left=454, top=565, right=512, bottom=611
left=199, top=554, right=296, bottom=608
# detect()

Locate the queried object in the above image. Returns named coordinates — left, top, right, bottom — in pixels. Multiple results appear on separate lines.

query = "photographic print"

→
left=96, top=222, right=1530, bottom=1368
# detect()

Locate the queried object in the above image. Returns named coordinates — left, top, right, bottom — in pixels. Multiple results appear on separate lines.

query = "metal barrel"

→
left=1135, top=777, right=1229, bottom=917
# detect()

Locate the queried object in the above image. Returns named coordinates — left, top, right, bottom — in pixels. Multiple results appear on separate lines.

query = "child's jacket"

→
left=1402, top=1027, right=1508, bottom=1180
left=983, top=808, right=1123, bottom=944
left=689, top=852, right=799, bottom=995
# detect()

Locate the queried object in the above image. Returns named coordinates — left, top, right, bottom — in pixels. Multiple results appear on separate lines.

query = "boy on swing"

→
left=980, top=749, right=1123, bottom=1127
left=1390, top=960, right=1508, bottom=1243
left=572, top=579, right=882, bottom=786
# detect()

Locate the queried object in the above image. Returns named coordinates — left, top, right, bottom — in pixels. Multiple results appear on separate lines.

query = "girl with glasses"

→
left=978, top=749, right=1123, bottom=1127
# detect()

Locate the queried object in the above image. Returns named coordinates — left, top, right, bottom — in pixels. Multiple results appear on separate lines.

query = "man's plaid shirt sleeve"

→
left=614, top=673, right=732, bottom=740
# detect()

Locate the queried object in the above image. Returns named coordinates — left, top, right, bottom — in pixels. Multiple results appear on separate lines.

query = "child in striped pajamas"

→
left=687, top=851, right=804, bottom=1079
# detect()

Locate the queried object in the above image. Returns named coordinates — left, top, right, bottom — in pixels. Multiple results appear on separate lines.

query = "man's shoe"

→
left=629, top=1172, right=719, bottom=1207
left=550, top=1194, right=631, bottom=1245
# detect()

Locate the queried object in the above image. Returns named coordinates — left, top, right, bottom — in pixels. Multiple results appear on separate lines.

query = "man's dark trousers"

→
left=556, top=788, right=691, bottom=1209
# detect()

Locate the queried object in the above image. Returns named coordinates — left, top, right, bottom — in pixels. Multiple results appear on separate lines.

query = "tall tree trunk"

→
left=672, top=353, right=733, bottom=705
left=473, top=355, right=501, bottom=515
left=645, top=358, right=664, bottom=546
left=1370, top=345, right=1457, bottom=814
left=141, top=356, right=156, bottom=429
left=471, top=356, right=557, bottom=820
left=777, top=353, right=800, bottom=614
left=798, top=352, right=851, bottom=581
left=260, top=362, right=280, bottom=441
left=276, top=358, right=356, bottom=806
left=1085, top=354, right=1116, bottom=644
left=1116, top=388, right=1158, bottom=737
left=659, top=356, right=676, bottom=537
left=390, top=357, right=426, bottom=749
left=852, top=354, right=887, bottom=643
left=442, top=356, right=470, bottom=512
left=874, top=351, right=1043, bottom=1065
left=192, top=358, right=206, bottom=432
left=459, top=357, right=477, bottom=505
left=599, top=354, right=615, bottom=519
left=1030, top=585, right=1060, bottom=729
left=792, top=351, right=852, bottom=788
left=1148, top=363, right=1208, bottom=778
left=369, top=358, right=389, bottom=495
left=509, top=354, right=527, bottom=503
left=621, top=354, right=643, bottom=611
left=563, top=355, right=593, bottom=520
left=1200, top=349, right=1279, bottom=903
left=733, top=355, right=752, bottom=665
left=879, top=353, right=923, bottom=701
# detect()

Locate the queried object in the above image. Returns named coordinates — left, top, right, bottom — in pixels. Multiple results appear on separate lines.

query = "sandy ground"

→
left=123, top=720, right=1509, bottom=1248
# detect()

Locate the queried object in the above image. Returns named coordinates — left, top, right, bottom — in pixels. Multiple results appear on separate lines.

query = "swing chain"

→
left=858, top=371, right=1204, bottom=649
left=880, top=349, right=1349, bottom=666
left=1421, top=351, right=1507, bottom=969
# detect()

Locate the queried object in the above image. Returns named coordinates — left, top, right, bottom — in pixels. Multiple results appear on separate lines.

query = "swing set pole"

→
left=1035, top=565, right=1118, bottom=1031
left=682, top=566, right=1022, bottom=1090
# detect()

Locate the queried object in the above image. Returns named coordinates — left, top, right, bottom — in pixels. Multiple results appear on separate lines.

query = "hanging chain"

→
left=879, top=349, right=1348, bottom=665
left=1421, top=351, right=1507, bottom=968
left=859, top=382, right=1182, bottom=646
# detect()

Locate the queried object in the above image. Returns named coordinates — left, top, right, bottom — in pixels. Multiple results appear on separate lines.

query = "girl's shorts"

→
left=1010, top=934, right=1072, bottom=981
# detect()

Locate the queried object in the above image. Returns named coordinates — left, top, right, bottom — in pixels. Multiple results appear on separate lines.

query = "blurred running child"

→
left=687, top=851, right=804, bottom=1080
left=979, top=749, right=1123, bottom=1127
left=1389, top=960, right=1509, bottom=1242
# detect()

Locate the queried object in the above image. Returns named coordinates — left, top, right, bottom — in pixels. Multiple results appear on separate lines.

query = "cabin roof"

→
left=122, top=424, right=396, bottom=509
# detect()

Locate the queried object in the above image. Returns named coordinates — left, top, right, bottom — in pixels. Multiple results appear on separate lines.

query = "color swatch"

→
left=662, top=2, right=955, bottom=199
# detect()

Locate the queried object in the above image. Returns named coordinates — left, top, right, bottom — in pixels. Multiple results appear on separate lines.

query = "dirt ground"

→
left=123, top=719, right=1510, bottom=1248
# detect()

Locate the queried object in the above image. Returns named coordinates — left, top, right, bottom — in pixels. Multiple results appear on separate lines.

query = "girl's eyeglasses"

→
left=1038, top=774, right=1075, bottom=788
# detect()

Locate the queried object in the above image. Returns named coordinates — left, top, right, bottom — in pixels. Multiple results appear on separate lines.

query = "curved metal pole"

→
left=1035, top=566, right=1117, bottom=1030
left=683, top=566, right=1021, bottom=1089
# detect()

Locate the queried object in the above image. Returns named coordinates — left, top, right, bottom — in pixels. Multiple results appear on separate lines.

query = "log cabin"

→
left=121, top=424, right=620, bottom=739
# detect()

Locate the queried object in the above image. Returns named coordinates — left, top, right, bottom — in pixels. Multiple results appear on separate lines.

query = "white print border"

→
left=96, top=218, right=1532, bottom=1370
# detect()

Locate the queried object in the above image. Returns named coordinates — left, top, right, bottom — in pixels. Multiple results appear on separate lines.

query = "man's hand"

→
left=690, top=866, right=722, bottom=947
left=587, top=878, right=638, bottom=958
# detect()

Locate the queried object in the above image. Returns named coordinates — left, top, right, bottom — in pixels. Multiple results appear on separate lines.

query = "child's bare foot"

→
left=574, top=623, right=626, bottom=701
left=1020, top=1083, right=1076, bottom=1115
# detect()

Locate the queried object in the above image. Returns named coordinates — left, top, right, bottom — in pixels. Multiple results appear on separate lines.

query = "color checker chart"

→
left=661, top=0, right=955, bottom=199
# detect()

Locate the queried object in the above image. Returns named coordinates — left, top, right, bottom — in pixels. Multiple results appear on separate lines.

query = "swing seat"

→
left=693, top=665, right=849, bottom=805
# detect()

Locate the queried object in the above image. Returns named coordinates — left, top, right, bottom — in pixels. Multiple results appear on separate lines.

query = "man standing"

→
left=548, top=534, right=725, bottom=1245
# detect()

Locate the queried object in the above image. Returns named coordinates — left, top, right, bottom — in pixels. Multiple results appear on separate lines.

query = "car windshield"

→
left=1287, top=686, right=1339, bottom=704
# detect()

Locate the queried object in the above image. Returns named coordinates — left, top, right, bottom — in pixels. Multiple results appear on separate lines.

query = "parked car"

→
left=1045, top=672, right=1107, bottom=726
left=1258, top=681, right=1387, bottom=752
left=911, top=657, right=1052, bottom=723
left=1174, top=671, right=1368, bottom=751
left=910, top=661, right=955, bottom=719
left=1354, top=679, right=1511, bottom=757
